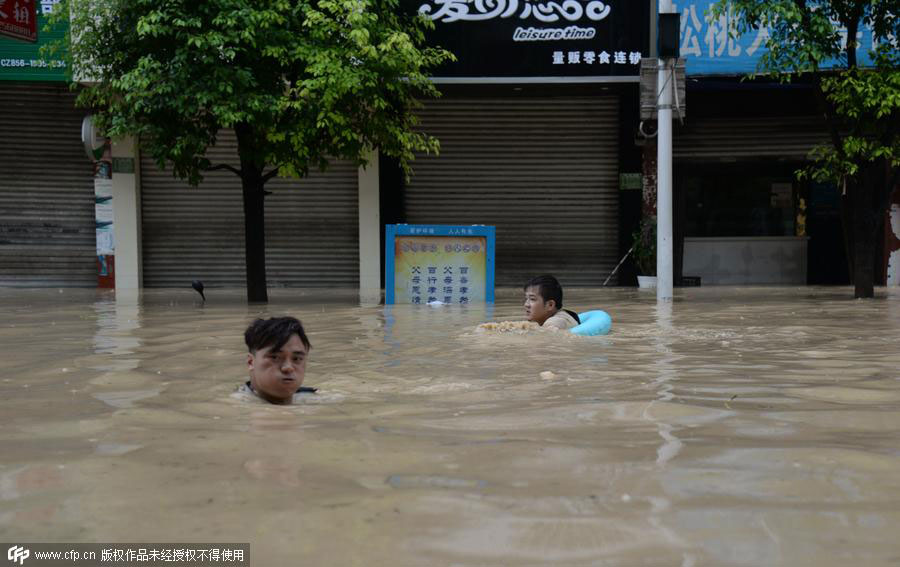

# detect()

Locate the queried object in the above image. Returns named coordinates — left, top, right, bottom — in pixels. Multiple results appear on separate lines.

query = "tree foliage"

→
left=50, top=0, right=453, bottom=300
left=807, top=50, right=900, bottom=183
left=55, top=0, right=452, bottom=181
left=711, top=0, right=899, bottom=297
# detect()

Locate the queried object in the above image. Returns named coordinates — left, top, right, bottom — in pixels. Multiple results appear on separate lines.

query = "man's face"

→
left=247, top=334, right=308, bottom=404
left=524, top=286, right=556, bottom=325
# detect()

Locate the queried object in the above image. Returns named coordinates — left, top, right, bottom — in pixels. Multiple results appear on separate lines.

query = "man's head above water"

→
left=523, top=274, right=564, bottom=326
left=245, top=316, right=311, bottom=405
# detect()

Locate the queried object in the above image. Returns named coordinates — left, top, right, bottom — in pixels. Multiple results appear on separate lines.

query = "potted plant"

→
left=632, top=217, right=657, bottom=289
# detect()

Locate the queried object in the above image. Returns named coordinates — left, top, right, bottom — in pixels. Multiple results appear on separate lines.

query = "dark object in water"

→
left=191, top=280, right=205, bottom=301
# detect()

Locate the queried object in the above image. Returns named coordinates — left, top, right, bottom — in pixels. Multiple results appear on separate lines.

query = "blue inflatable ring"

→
left=571, top=310, right=612, bottom=336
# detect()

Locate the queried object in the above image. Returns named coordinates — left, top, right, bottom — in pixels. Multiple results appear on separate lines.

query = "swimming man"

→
left=239, top=316, right=316, bottom=404
left=523, top=275, right=580, bottom=330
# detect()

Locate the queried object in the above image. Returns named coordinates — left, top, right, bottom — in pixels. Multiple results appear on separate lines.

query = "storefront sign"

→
left=385, top=224, right=495, bottom=304
left=0, top=0, right=67, bottom=80
left=619, top=172, right=642, bottom=190
left=408, top=0, right=648, bottom=80
left=676, top=0, right=882, bottom=75
left=0, top=0, right=36, bottom=42
left=112, top=157, right=134, bottom=174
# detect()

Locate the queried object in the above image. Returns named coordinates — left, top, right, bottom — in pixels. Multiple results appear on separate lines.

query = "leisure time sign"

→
left=410, top=0, right=649, bottom=81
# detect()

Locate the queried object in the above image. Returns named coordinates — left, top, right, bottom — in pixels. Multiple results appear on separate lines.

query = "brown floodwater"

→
left=2, top=286, right=899, bottom=566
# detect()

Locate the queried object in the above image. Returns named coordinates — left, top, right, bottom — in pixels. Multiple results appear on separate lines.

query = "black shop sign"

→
left=408, top=0, right=649, bottom=81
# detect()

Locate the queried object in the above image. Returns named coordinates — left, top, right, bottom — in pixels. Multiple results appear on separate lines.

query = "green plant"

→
left=632, top=217, right=656, bottom=276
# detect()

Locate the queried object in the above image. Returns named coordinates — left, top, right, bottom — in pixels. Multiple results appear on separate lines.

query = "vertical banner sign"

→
left=0, top=0, right=36, bottom=42
left=94, top=143, right=115, bottom=288
left=385, top=225, right=495, bottom=304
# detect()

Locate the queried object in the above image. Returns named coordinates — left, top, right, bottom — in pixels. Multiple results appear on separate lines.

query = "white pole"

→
left=656, top=0, right=674, bottom=301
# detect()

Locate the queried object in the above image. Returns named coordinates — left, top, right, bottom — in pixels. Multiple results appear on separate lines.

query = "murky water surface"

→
left=2, top=286, right=900, bottom=566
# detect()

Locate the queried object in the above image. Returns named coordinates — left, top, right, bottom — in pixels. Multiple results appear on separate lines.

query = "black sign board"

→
left=407, top=0, right=649, bottom=81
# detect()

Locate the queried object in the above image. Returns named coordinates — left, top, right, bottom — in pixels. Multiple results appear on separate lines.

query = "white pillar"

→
left=111, top=136, right=142, bottom=289
left=358, top=149, right=382, bottom=302
left=888, top=204, right=900, bottom=286
left=656, top=0, right=674, bottom=301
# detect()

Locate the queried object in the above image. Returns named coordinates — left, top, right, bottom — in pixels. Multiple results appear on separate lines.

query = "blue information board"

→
left=385, top=224, right=496, bottom=304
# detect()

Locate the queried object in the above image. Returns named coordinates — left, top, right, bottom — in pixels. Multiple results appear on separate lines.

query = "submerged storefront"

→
left=0, top=2, right=96, bottom=287
left=396, top=0, right=650, bottom=286
left=667, top=0, right=894, bottom=286
left=138, top=135, right=361, bottom=289
left=144, top=1, right=651, bottom=290
left=673, top=84, right=836, bottom=285
left=4, top=1, right=651, bottom=290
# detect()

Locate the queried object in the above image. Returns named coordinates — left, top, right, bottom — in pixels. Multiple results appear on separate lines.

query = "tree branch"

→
left=792, top=0, right=846, bottom=162
left=261, top=167, right=282, bottom=184
left=206, top=163, right=242, bottom=177
left=846, top=1, right=864, bottom=69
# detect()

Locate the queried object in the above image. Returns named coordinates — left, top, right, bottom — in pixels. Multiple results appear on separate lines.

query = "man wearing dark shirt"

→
left=242, top=316, right=316, bottom=404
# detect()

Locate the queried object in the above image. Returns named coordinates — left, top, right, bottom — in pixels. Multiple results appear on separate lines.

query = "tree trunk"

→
left=850, top=162, right=885, bottom=299
left=235, top=123, right=268, bottom=303
left=851, top=198, right=875, bottom=298
left=241, top=172, right=268, bottom=303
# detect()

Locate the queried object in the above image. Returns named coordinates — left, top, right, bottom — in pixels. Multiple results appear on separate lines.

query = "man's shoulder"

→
left=237, top=381, right=318, bottom=397
left=544, top=310, right=578, bottom=330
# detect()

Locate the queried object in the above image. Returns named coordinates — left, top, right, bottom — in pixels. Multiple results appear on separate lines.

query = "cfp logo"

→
left=6, top=546, right=29, bottom=565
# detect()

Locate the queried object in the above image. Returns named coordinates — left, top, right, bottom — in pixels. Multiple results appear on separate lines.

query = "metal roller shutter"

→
left=140, top=130, right=359, bottom=287
left=674, top=116, right=829, bottom=160
left=405, top=96, right=620, bottom=287
left=0, top=84, right=95, bottom=287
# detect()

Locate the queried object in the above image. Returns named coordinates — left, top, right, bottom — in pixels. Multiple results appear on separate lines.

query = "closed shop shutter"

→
left=0, top=84, right=95, bottom=287
left=674, top=116, right=829, bottom=161
left=140, top=130, right=359, bottom=287
left=405, top=96, right=620, bottom=287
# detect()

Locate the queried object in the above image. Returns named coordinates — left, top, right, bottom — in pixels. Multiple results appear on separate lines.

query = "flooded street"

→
left=2, top=286, right=899, bottom=566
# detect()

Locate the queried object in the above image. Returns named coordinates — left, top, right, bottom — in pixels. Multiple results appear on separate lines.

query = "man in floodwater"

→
left=239, top=316, right=316, bottom=404
left=523, top=275, right=581, bottom=330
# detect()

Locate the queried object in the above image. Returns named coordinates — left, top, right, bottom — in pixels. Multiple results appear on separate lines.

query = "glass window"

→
left=681, top=164, right=798, bottom=237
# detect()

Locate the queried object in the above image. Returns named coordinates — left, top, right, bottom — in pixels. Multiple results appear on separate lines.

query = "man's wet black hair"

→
left=524, top=275, right=563, bottom=308
left=244, top=316, right=311, bottom=354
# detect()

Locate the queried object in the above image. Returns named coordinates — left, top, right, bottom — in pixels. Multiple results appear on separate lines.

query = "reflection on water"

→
left=1, top=286, right=899, bottom=565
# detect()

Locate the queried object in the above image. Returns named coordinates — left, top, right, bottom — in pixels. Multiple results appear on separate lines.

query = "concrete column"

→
left=358, top=149, right=381, bottom=300
left=111, top=136, right=142, bottom=289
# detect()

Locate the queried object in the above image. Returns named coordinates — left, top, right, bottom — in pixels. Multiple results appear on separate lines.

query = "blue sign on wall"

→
left=676, top=1, right=880, bottom=75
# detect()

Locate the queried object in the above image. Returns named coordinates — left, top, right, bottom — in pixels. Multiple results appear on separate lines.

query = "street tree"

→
left=712, top=0, right=899, bottom=298
left=54, top=0, right=453, bottom=302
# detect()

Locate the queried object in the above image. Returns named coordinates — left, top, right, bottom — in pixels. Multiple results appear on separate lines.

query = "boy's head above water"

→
left=245, top=316, right=311, bottom=405
left=523, top=274, right=564, bottom=326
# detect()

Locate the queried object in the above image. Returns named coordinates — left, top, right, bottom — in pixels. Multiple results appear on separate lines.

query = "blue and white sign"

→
left=676, top=1, right=881, bottom=75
